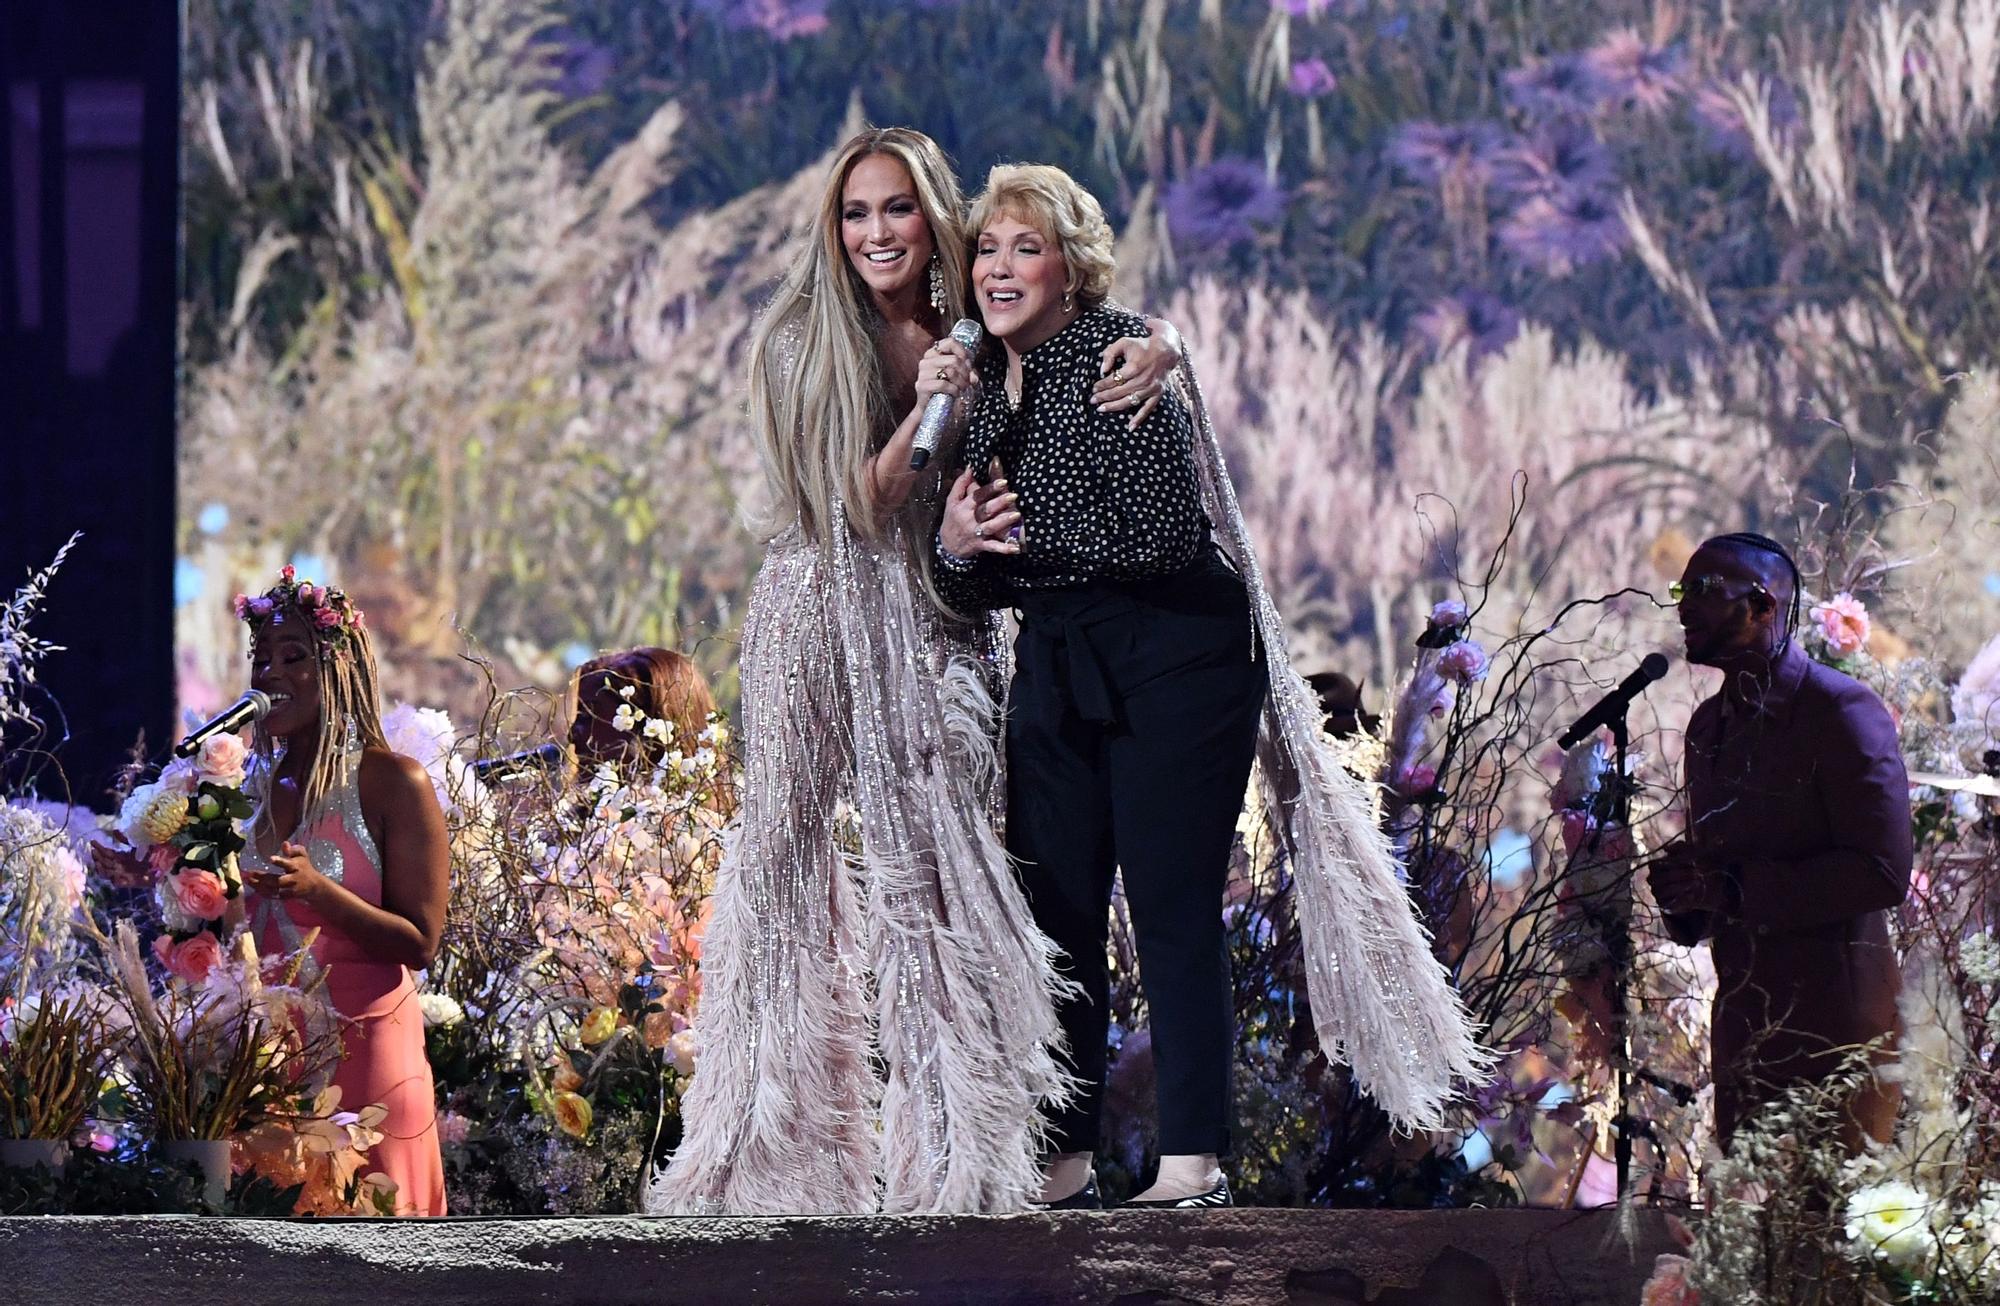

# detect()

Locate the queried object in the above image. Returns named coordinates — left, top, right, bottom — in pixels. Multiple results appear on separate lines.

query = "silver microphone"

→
left=909, top=318, right=984, bottom=471
left=173, top=690, right=272, bottom=758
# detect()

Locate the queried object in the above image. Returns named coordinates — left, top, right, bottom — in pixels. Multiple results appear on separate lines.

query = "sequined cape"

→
left=1179, top=356, right=1493, bottom=1130
left=646, top=327, right=1071, bottom=1215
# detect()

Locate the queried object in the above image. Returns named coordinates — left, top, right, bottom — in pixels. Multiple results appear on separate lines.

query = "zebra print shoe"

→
left=1119, top=1177, right=1232, bottom=1209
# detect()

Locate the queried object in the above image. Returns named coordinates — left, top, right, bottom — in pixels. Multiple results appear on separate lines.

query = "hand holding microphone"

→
left=910, top=319, right=984, bottom=471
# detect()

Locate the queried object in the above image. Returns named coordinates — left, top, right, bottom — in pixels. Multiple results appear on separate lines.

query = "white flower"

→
left=1844, top=1181, right=1940, bottom=1270
left=611, top=703, right=640, bottom=733
left=667, top=1028, right=698, bottom=1075
left=1962, top=930, right=2000, bottom=987
left=642, top=717, right=672, bottom=745
left=617, top=685, right=636, bottom=700
left=418, top=991, right=465, bottom=1029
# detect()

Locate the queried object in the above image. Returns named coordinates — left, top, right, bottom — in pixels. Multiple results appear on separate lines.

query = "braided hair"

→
left=1706, top=531, right=1802, bottom=648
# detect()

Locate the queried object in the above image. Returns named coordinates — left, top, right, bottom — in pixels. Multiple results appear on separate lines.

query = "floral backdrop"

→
left=1, top=0, right=1995, bottom=1289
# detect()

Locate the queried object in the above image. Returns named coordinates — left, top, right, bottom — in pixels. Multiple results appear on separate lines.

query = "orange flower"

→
left=551, top=1091, right=593, bottom=1138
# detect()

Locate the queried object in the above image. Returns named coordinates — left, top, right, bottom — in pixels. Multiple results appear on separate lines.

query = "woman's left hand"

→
left=1092, top=330, right=1183, bottom=430
left=245, top=840, right=334, bottom=906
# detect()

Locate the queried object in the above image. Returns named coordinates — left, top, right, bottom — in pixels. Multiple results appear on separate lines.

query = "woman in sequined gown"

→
left=645, top=128, right=1183, bottom=1215
left=235, top=569, right=450, bottom=1217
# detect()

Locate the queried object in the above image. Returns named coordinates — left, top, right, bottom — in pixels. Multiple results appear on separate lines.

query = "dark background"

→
left=2, top=0, right=178, bottom=802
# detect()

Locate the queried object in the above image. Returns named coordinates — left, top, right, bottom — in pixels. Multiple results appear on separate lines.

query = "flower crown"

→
left=233, top=564, right=365, bottom=652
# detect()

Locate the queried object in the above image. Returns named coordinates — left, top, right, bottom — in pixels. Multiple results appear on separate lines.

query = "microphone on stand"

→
left=472, top=742, right=565, bottom=781
left=1557, top=653, right=1670, bottom=750
left=173, top=690, right=271, bottom=758
left=909, top=318, right=985, bottom=471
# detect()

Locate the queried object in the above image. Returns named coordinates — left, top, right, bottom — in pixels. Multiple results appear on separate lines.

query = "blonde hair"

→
left=745, top=127, right=970, bottom=548
left=966, top=163, right=1116, bottom=308
left=248, top=609, right=388, bottom=843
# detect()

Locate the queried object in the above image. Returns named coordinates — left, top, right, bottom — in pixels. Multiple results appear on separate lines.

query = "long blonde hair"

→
left=745, top=127, right=970, bottom=548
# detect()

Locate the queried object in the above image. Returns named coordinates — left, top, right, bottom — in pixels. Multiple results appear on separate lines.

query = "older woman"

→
left=939, top=165, right=1488, bottom=1209
left=647, top=130, right=1185, bottom=1217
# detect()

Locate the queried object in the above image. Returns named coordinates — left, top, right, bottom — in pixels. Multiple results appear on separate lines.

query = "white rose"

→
left=418, top=991, right=465, bottom=1029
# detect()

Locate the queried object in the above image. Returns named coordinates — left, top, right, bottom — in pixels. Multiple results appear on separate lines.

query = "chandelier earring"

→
left=928, top=252, right=947, bottom=315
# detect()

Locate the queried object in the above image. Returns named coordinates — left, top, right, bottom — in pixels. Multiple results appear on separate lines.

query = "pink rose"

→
left=313, top=605, right=341, bottom=629
left=232, top=594, right=250, bottom=619
left=153, top=931, right=224, bottom=983
left=1810, top=592, right=1870, bottom=657
left=280, top=564, right=296, bottom=582
left=1430, top=599, right=1469, bottom=628
left=171, top=869, right=230, bottom=921
left=1438, top=638, right=1490, bottom=684
left=147, top=843, right=180, bottom=875
left=195, top=732, right=248, bottom=782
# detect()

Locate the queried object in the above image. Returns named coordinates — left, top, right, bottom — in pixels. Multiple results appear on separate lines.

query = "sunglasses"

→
left=1668, top=575, right=1771, bottom=604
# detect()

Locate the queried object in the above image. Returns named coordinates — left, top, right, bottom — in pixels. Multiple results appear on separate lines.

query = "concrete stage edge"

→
left=0, top=1208, right=1677, bottom=1304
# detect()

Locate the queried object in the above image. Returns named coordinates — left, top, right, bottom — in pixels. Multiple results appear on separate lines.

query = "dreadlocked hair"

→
left=1708, top=530, right=1803, bottom=643
left=236, top=570, right=387, bottom=841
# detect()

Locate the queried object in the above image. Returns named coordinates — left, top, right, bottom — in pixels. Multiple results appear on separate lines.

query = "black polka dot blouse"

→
left=936, top=304, right=1210, bottom=611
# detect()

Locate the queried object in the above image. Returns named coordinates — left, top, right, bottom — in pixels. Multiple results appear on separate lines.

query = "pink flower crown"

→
left=233, top=564, right=366, bottom=651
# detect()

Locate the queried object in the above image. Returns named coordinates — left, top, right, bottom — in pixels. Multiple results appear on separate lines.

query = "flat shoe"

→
left=1029, top=1172, right=1101, bottom=1211
left=1119, top=1177, right=1231, bottom=1209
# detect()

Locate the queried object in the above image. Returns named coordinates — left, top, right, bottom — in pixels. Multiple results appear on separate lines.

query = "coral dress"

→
left=247, top=757, right=446, bottom=1216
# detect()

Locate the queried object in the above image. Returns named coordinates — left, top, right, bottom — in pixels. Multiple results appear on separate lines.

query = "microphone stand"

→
left=1597, top=707, right=1637, bottom=1202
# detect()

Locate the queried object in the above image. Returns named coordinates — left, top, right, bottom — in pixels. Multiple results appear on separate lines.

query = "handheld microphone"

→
left=1557, top=654, right=1670, bottom=749
left=174, top=690, right=272, bottom=758
left=473, top=742, right=565, bottom=781
left=909, top=318, right=984, bottom=471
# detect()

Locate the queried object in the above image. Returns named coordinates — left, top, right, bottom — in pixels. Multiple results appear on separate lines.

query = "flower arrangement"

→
left=234, top=1084, right=399, bottom=1216
left=0, top=803, right=86, bottom=998
left=100, top=920, right=343, bottom=1144
left=412, top=686, right=730, bottom=1213
left=113, top=737, right=253, bottom=984
left=0, top=987, right=120, bottom=1143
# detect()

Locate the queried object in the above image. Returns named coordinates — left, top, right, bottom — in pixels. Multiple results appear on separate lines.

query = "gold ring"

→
left=937, top=367, right=949, bottom=381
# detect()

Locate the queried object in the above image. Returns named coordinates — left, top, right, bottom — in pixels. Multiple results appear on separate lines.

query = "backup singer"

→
left=235, top=569, right=449, bottom=1215
left=1650, top=533, right=1912, bottom=1146
left=938, top=164, right=1487, bottom=1209
left=646, top=128, right=1184, bottom=1215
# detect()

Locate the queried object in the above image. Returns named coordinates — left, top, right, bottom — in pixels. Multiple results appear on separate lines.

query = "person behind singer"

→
left=568, top=646, right=736, bottom=815
left=647, top=127, right=1186, bottom=1216
left=937, top=164, right=1486, bottom=1208
left=1648, top=532, right=1911, bottom=1146
left=234, top=567, right=449, bottom=1215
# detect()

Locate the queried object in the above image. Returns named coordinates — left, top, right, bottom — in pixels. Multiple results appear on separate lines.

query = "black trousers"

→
left=1006, top=550, right=1267, bottom=1157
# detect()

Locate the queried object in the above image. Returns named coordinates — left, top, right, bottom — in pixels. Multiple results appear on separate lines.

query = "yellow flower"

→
left=551, top=1091, right=593, bottom=1138
left=134, top=788, right=191, bottom=845
left=578, top=1006, right=618, bottom=1046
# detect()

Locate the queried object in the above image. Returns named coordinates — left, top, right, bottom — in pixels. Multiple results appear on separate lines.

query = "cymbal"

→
left=1910, top=771, right=2000, bottom=799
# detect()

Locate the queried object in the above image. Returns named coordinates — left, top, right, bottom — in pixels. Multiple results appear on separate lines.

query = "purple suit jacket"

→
left=1667, top=642, right=1912, bottom=1138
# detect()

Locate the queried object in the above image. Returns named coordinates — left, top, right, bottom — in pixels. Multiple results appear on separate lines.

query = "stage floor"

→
left=0, top=1207, right=1675, bottom=1304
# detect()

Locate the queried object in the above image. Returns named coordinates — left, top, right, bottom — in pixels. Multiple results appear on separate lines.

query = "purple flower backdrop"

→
left=152, top=0, right=2000, bottom=1222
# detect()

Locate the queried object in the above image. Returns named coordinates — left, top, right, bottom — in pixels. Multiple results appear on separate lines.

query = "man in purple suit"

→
left=1648, top=532, right=1912, bottom=1147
